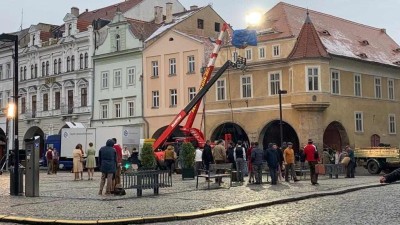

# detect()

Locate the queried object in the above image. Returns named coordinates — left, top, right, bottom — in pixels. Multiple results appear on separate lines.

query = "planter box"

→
left=181, top=167, right=195, bottom=180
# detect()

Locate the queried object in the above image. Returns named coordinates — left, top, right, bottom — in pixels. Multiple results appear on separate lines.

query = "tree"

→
left=140, top=143, right=156, bottom=170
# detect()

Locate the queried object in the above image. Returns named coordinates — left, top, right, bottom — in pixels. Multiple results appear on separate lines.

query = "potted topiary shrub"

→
left=140, top=143, right=156, bottom=170
left=180, top=142, right=196, bottom=179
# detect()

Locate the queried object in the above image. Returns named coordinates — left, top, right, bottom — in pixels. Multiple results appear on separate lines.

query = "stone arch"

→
left=23, top=126, right=45, bottom=158
left=260, top=120, right=299, bottom=151
left=210, top=122, right=250, bottom=147
left=323, top=121, right=349, bottom=151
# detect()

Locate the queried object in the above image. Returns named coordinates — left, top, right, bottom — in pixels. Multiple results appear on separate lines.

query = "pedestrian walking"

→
left=195, top=147, right=203, bottom=175
left=72, top=144, right=83, bottom=181
left=303, top=139, right=320, bottom=185
left=99, top=139, right=117, bottom=195
left=86, top=142, right=96, bottom=180
left=164, top=145, right=176, bottom=176
left=213, top=139, right=226, bottom=183
left=234, top=140, right=246, bottom=183
left=247, top=142, right=255, bottom=184
left=46, top=147, right=53, bottom=175
left=202, top=140, right=214, bottom=181
left=53, top=148, right=59, bottom=174
left=250, top=142, right=264, bottom=184
left=284, top=142, right=299, bottom=182
left=265, top=143, right=279, bottom=185
left=345, top=145, right=355, bottom=178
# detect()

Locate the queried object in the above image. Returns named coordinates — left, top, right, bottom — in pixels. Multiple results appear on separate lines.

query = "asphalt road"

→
left=152, top=183, right=400, bottom=225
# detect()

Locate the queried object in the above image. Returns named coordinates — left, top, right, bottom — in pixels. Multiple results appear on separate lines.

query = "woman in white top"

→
left=195, top=147, right=203, bottom=175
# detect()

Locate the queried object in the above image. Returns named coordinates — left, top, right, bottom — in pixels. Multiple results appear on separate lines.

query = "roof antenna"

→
left=20, top=8, right=24, bottom=31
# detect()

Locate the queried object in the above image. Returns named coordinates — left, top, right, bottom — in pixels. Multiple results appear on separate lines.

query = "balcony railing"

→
left=61, top=106, right=74, bottom=115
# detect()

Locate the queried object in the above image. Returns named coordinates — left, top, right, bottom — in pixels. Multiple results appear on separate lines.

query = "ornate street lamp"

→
left=0, top=33, right=19, bottom=196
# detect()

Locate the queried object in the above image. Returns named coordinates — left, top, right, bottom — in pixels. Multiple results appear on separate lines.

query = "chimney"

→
left=190, top=5, right=198, bottom=10
left=71, top=7, right=79, bottom=17
left=165, top=2, right=173, bottom=24
left=154, top=6, right=163, bottom=24
left=381, top=28, right=386, bottom=34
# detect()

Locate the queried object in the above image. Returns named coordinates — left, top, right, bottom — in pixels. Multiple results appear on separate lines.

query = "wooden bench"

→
left=196, top=163, right=232, bottom=189
left=122, top=170, right=172, bottom=197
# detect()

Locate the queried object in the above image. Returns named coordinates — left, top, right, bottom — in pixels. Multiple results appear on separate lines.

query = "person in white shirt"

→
left=195, top=147, right=203, bottom=175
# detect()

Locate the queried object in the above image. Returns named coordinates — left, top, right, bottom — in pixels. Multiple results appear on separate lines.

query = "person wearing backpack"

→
left=303, top=139, right=320, bottom=185
left=234, top=140, right=246, bottom=183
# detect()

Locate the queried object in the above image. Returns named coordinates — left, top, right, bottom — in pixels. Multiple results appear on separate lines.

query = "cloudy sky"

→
left=0, top=0, right=399, bottom=43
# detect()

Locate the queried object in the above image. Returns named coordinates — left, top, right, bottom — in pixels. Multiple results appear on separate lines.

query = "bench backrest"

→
left=122, top=170, right=172, bottom=189
left=209, top=163, right=232, bottom=172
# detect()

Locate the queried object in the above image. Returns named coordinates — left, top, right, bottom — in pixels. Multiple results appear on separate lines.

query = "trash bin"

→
left=9, top=166, right=24, bottom=194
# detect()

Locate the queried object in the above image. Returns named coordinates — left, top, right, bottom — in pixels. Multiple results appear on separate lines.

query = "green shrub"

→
left=180, top=142, right=195, bottom=168
left=140, top=143, right=156, bottom=169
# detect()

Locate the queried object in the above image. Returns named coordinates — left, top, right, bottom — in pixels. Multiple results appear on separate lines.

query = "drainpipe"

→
left=140, top=40, right=150, bottom=138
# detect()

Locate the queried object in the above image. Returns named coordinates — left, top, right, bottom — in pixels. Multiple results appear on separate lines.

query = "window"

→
left=214, top=22, right=220, bottom=32
left=388, top=79, right=395, bottom=100
left=127, top=101, right=135, bottom=117
left=389, top=114, right=396, bottom=134
left=58, top=59, right=61, bottom=74
left=114, top=103, right=121, bottom=118
left=54, top=60, right=57, bottom=74
left=116, top=34, right=120, bottom=51
left=23, top=66, right=27, bottom=80
left=67, top=57, right=70, bottom=72
left=216, top=79, right=226, bottom=101
left=30, top=65, right=34, bottom=78
left=273, top=45, right=280, bottom=57
left=21, top=97, right=26, bottom=114
left=169, top=58, right=176, bottom=75
left=151, top=61, right=159, bottom=77
left=127, top=67, right=135, bottom=85
left=307, top=67, right=319, bottom=91
left=6, top=63, right=11, bottom=78
left=170, top=89, right=177, bottom=107
left=188, top=56, right=195, bottom=73
left=79, top=54, right=83, bottom=69
left=81, top=88, right=87, bottom=107
left=5, top=91, right=9, bottom=104
left=71, top=56, right=75, bottom=71
left=101, top=72, right=108, bottom=88
left=188, top=87, right=196, bottom=101
left=241, top=75, right=252, bottom=98
left=114, top=70, right=122, bottom=87
left=152, top=91, right=159, bottom=108
left=259, top=47, right=265, bottom=59
left=0, top=65, right=3, bottom=80
left=20, top=67, right=23, bottom=80
left=68, top=24, right=72, bottom=35
left=245, top=49, right=252, bottom=60
left=331, top=70, right=340, bottom=94
left=84, top=53, right=88, bottom=68
left=101, top=104, right=108, bottom=119
left=34, top=64, right=38, bottom=78
left=55, top=91, right=60, bottom=110
left=42, top=62, right=45, bottom=76
left=269, top=72, right=281, bottom=95
left=354, top=74, right=362, bottom=96
left=232, top=52, right=238, bottom=62
left=43, top=93, right=49, bottom=111
left=197, top=19, right=204, bottom=29
left=374, top=77, right=381, bottom=99
left=32, top=95, right=37, bottom=116
left=355, top=112, right=363, bottom=132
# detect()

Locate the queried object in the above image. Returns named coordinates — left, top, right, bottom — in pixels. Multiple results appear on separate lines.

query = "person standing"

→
left=265, top=143, right=279, bottom=185
left=250, top=142, right=264, bottom=184
left=52, top=148, right=59, bottom=174
left=86, top=142, right=96, bottom=180
left=122, top=146, right=131, bottom=170
left=72, top=144, right=83, bottom=181
left=46, top=147, right=53, bottom=175
left=284, top=142, right=299, bottom=182
left=164, top=145, right=176, bottom=176
left=213, top=140, right=226, bottom=183
left=202, top=140, right=213, bottom=181
left=226, top=142, right=236, bottom=170
left=234, top=140, right=246, bottom=183
left=130, top=148, right=140, bottom=170
left=304, top=139, right=320, bottom=185
left=78, top=144, right=85, bottom=180
left=112, top=138, right=122, bottom=189
left=99, top=139, right=117, bottom=195
left=345, top=145, right=355, bottom=178
left=195, top=147, right=203, bottom=175
left=247, top=142, right=255, bottom=184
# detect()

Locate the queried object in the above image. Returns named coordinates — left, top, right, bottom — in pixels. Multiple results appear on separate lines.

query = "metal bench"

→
left=324, top=164, right=345, bottom=178
left=122, top=170, right=172, bottom=197
left=196, top=163, right=232, bottom=189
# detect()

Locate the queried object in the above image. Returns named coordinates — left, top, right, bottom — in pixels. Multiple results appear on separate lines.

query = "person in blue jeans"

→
left=265, top=143, right=279, bottom=185
left=234, top=140, right=246, bottom=183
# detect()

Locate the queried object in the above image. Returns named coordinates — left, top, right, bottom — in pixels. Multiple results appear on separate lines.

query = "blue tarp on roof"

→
left=232, top=29, right=257, bottom=48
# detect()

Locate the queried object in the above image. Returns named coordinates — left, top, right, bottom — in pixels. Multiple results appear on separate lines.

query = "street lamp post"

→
left=278, top=89, right=287, bottom=148
left=0, top=33, right=19, bottom=196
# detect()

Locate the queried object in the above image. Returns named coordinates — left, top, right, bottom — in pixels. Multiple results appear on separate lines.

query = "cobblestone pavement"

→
left=153, top=183, right=400, bottom=225
left=0, top=169, right=383, bottom=221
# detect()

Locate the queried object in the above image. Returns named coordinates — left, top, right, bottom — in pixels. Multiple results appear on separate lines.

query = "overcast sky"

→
left=0, top=0, right=399, bottom=43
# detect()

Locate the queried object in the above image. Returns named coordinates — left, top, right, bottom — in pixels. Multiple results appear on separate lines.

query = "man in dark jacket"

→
left=265, top=143, right=279, bottom=185
left=345, top=145, right=355, bottom=178
left=99, top=139, right=117, bottom=195
left=202, top=140, right=213, bottom=180
left=380, top=168, right=400, bottom=183
left=251, top=142, right=264, bottom=184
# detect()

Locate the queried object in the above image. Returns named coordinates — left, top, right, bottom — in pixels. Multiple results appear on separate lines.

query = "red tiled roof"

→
left=288, top=13, right=329, bottom=60
left=77, top=20, right=92, bottom=32
left=126, top=18, right=161, bottom=40
left=78, top=0, right=143, bottom=22
left=40, top=31, right=52, bottom=42
left=257, top=2, right=400, bottom=67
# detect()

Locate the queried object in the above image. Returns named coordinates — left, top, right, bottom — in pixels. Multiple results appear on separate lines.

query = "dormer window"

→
left=319, top=30, right=330, bottom=36
left=357, top=53, right=368, bottom=58
left=360, top=40, right=369, bottom=46
left=68, top=24, right=72, bottom=35
left=116, top=34, right=120, bottom=51
left=32, top=35, right=35, bottom=45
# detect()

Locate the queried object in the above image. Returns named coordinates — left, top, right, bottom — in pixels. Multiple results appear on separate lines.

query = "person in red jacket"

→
left=112, top=138, right=122, bottom=191
left=303, top=139, right=320, bottom=185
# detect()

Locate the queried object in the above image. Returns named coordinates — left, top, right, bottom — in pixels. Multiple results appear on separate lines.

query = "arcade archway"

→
left=24, top=126, right=45, bottom=158
left=210, top=122, right=249, bottom=147
left=323, top=121, right=349, bottom=151
left=260, top=120, right=299, bottom=151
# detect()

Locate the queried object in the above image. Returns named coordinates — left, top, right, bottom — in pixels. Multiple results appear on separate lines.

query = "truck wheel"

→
left=367, top=161, right=381, bottom=174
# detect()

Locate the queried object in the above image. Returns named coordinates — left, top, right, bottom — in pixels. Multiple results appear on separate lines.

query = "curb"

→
left=0, top=183, right=392, bottom=225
